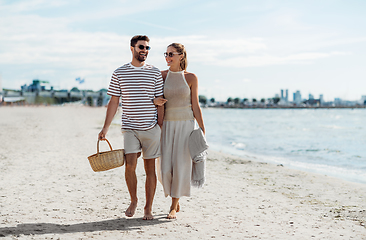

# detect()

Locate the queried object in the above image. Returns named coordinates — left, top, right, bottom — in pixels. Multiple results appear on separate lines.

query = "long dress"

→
left=160, top=70, right=195, bottom=198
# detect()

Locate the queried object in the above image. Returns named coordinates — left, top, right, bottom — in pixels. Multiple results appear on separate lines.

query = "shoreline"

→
left=209, top=144, right=366, bottom=185
left=0, top=105, right=365, bottom=239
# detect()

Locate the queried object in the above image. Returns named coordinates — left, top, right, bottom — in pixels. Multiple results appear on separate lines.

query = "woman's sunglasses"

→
left=137, top=45, right=151, bottom=50
left=164, top=52, right=182, bottom=58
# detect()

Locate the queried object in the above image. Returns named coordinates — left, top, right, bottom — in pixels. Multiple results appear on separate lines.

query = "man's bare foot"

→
left=143, top=208, right=154, bottom=220
left=125, top=202, right=137, bottom=217
left=167, top=209, right=177, bottom=219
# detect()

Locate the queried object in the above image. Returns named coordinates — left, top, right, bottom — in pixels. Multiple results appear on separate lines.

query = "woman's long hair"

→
left=168, top=43, right=187, bottom=71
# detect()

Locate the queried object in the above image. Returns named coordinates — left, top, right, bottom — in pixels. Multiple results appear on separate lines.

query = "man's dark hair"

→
left=130, top=35, right=150, bottom=47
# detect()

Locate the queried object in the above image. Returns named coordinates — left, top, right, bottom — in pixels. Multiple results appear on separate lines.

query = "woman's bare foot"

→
left=167, top=209, right=177, bottom=219
left=125, top=202, right=137, bottom=217
left=168, top=198, right=179, bottom=219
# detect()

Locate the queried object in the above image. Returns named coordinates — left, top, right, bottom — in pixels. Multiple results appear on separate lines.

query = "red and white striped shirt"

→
left=107, top=63, right=164, bottom=130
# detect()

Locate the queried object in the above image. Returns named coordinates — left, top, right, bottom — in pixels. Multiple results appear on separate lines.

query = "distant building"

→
left=361, top=95, right=366, bottom=105
left=309, top=94, right=314, bottom=100
left=21, top=80, right=53, bottom=92
left=334, top=98, right=342, bottom=106
left=279, top=89, right=289, bottom=105
left=319, top=94, right=324, bottom=105
left=280, top=89, right=289, bottom=102
left=304, top=98, right=320, bottom=106
left=293, top=90, right=302, bottom=105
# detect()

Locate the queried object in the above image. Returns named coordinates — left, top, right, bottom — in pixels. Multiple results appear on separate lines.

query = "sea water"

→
left=202, top=108, right=366, bottom=184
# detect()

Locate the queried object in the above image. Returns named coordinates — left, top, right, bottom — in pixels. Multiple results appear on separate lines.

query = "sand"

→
left=0, top=105, right=365, bottom=239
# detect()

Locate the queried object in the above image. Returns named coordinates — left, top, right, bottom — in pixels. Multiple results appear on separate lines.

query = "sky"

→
left=0, top=0, right=365, bottom=102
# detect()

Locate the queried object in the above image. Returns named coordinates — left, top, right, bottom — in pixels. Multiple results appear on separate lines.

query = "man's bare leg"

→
left=143, top=158, right=157, bottom=220
left=125, top=153, right=138, bottom=217
left=168, top=197, right=179, bottom=219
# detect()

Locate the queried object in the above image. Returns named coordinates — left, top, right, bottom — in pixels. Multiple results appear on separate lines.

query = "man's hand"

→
left=98, top=127, right=108, bottom=140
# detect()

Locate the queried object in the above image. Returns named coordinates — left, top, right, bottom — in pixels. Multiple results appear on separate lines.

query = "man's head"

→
left=130, top=35, right=150, bottom=63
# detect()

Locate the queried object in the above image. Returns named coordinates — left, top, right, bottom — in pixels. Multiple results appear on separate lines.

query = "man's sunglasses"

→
left=164, top=52, right=182, bottom=58
left=137, top=45, right=151, bottom=50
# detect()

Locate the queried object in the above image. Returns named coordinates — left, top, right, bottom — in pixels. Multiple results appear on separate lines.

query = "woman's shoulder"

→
left=184, top=71, right=198, bottom=83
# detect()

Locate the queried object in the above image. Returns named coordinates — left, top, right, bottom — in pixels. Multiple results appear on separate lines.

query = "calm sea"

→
left=202, top=108, right=366, bottom=184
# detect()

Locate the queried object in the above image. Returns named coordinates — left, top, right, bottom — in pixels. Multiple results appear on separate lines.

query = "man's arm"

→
left=155, top=70, right=165, bottom=128
left=98, top=96, right=120, bottom=140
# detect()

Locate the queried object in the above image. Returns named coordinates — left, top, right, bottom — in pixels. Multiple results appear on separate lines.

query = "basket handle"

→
left=97, top=139, right=113, bottom=154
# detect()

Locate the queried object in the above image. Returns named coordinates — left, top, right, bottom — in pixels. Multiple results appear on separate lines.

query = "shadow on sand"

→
left=0, top=215, right=169, bottom=237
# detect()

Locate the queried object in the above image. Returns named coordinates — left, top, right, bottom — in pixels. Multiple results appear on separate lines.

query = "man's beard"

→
left=134, top=49, right=147, bottom=62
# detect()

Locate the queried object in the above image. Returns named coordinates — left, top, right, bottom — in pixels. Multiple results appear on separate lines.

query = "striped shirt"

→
left=107, top=62, right=164, bottom=130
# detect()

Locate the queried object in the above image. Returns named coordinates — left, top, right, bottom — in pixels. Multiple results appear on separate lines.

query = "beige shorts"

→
left=122, top=124, right=161, bottom=159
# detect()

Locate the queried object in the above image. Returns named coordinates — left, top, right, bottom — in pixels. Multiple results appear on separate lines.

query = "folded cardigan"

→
left=189, top=128, right=209, bottom=188
left=189, top=128, right=209, bottom=162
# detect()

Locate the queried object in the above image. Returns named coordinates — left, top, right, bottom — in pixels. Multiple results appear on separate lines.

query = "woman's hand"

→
left=200, top=127, right=206, bottom=135
left=153, top=97, right=167, bottom=106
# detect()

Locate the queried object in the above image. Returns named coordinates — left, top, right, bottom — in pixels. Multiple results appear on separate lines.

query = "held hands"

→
left=153, top=97, right=167, bottom=106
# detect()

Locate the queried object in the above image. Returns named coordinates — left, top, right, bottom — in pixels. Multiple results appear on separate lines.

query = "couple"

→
left=98, top=35, right=206, bottom=220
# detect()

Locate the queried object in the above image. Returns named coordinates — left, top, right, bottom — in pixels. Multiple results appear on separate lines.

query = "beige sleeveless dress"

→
left=159, top=70, right=195, bottom=198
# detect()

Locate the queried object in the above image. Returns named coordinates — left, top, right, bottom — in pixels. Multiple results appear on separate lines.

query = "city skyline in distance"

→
left=220, top=88, right=365, bottom=104
left=1, top=0, right=366, bottom=102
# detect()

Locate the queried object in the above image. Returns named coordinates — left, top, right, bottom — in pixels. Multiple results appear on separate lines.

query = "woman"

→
left=155, top=43, right=205, bottom=219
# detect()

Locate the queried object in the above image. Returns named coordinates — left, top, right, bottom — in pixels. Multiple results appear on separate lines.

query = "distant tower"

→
left=293, top=90, right=302, bottom=105
left=280, top=89, right=289, bottom=102
left=319, top=94, right=324, bottom=104
left=309, top=94, right=314, bottom=100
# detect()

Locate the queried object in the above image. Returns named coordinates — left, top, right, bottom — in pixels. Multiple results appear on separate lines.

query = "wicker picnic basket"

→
left=88, top=139, right=124, bottom=172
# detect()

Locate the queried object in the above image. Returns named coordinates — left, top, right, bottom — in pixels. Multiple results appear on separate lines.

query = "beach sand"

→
left=0, top=105, right=365, bottom=239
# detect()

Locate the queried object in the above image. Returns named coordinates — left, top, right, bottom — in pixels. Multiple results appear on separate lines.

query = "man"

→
left=98, top=35, right=164, bottom=220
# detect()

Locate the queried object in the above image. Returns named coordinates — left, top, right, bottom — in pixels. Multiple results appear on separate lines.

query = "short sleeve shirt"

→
left=107, top=62, right=164, bottom=130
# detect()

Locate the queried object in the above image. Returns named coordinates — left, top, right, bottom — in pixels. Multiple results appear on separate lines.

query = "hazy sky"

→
left=1, top=0, right=365, bottom=101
